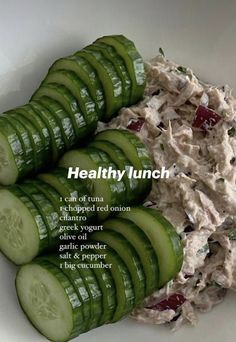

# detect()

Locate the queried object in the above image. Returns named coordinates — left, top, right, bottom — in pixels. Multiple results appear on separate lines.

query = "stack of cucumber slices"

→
left=0, top=34, right=183, bottom=342
left=0, top=129, right=152, bottom=264
left=16, top=207, right=183, bottom=342
left=0, top=35, right=145, bottom=185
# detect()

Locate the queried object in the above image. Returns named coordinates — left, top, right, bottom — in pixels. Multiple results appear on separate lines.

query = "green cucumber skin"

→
left=1, top=114, right=34, bottom=176
left=119, top=207, right=183, bottom=287
left=90, top=231, right=146, bottom=305
left=72, top=258, right=103, bottom=331
left=6, top=108, right=46, bottom=172
left=50, top=55, right=105, bottom=118
left=36, top=97, right=77, bottom=149
left=7, top=104, right=51, bottom=163
left=89, top=140, right=140, bottom=204
left=43, top=70, right=98, bottom=131
left=31, top=84, right=88, bottom=138
left=9, top=186, right=49, bottom=254
left=75, top=50, right=122, bottom=120
left=38, top=168, right=96, bottom=223
left=95, top=35, right=146, bottom=104
left=29, top=100, right=66, bottom=162
left=34, top=259, right=84, bottom=340
left=85, top=43, right=131, bottom=106
left=0, top=117, right=26, bottom=178
left=102, top=217, right=159, bottom=295
left=95, top=129, right=153, bottom=199
left=78, top=249, right=116, bottom=325
left=36, top=255, right=90, bottom=334
left=91, top=243, right=135, bottom=322
left=18, top=182, right=60, bottom=249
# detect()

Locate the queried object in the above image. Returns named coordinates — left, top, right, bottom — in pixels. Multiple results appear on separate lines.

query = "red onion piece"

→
left=192, top=105, right=221, bottom=130
left=127, top=118, right=145, bottom=132
left=146, top=293, right=186, bottom=311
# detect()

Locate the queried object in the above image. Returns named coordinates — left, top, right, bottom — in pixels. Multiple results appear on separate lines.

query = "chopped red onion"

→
left=192, top=105, right=221, bottom=130
left=146, top=293, right=186, bottom=311
left=127, top=118, right=145, bottom=132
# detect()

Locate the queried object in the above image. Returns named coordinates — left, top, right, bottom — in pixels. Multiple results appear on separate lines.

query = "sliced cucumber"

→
left=118, top=207, right=183, bottom=287
left=72, top=258, right=103, bottom=330
left=80, top=249, right=116, bottom=325
left=103, top=217, right=159, bottom=295
left=0, top=118, right=25, bottom=185
left=16, top=261, right=83, bottom=342
left=50, top=55, right=105, bottom=117
left=31, top=84, right=88, bottom=138
left=36, top=97, right=77, bottom=149
left=7, top=104, right=51, bottom=165
left=85, top=42, right=131, bottom=106
left=95, top=129, right=152, bottom=198
left=75, top=50, right=122, bottom=120
left=0, top=187, right=48, bottom=264
left=18, top=182, right=60, bottom=249
left=59, top=147, right=126, bottom=220
left=42, top=255, right=91, bottom=331
left=90, top=230, right=145, bottom=305
left=43, top=70, right=98, bottom=131
left=30, top=100, right=66, bottom=161
left=95, top=35, right=146, bottom=104
left=89, top=140, right=139, bottom=203
left=91, top=243, right=135, bottom=322
left=38, top=168, right=96, bottom=223
left=6, top=110, right=45, bottom=172
left=1, top=114, right=34, bottom=176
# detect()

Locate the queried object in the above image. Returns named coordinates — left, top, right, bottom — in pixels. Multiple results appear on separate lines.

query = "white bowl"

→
left=0, top=1, right=236, bottom=341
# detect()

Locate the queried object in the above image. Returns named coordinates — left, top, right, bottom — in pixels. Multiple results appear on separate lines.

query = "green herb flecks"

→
left=228, top=127, right=236, bottom=137
left=158, top=47, right=165, bottom=57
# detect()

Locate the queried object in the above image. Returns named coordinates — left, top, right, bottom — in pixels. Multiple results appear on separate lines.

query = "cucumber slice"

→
left=1, top=114, right=34, bottom=176
left=95, top=35, right=146, bottom=104
left=35, top=97, right=77, bottom=149
left=103, top=217, right=159, bottom=295
left=95, top=129, right=152, bottom=198
left=31, top=84, right=88, bottom=138
left=30, top=100, right=66, bottom=161
left=118, top=207, right=183, bottom=287
left=0, top=118, right=25, bottom=185
left=81, top=249, right=116, bottom=325
left=72, top=258, right=103, bottom=330
left=38, top=168, right=96, bottom=222
left=89, top=140, right=139, bottom=203
left=75, top=50, right=122, bottom=120
left=7, top=104, right=51, bottom=164
left=43, top=70, right=98, bottom=131
left=18, top=182, right=60, bottom=249
left=50, top=55, right=105, bottom=118
left=6, top=110, right=45, bottom=172
left=85, top=42, right=131, bottom=106
left=41, top=255, right=91, bottom=332
left=16, top=261, right=83, bottom=342
left=90, top=230, right=145, bottom=305
left=59, top=147, right=126, bottom=220
left=91, top=243, right=135, bottom=322
left=0, top=187, right=48, bottom=264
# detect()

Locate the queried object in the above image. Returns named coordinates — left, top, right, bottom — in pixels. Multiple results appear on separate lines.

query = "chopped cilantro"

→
left=158, top=47, right=165, bottom=57
left=177, top=66, right=188, bottom=74
left=160, top=143, right=164, bottom=151
left=228, top=127, right=236, bottom=137
left=216, top=178, right=225, bottom=183
left=228, top=229, right=236, bottom=240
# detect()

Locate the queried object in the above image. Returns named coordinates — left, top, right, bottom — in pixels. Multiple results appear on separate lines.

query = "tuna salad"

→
left=98, top=52, right=236, bottom=330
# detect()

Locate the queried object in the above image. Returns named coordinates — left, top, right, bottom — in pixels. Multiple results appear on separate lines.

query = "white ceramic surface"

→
left=0, top=0, right=236, bottom=341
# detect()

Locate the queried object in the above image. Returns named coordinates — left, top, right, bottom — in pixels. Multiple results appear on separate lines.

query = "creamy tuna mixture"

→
left=98, top=54, right=236, bottom=330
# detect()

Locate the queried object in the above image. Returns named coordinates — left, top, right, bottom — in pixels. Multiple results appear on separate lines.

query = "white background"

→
left=1, top=0, right=236, bottom=341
